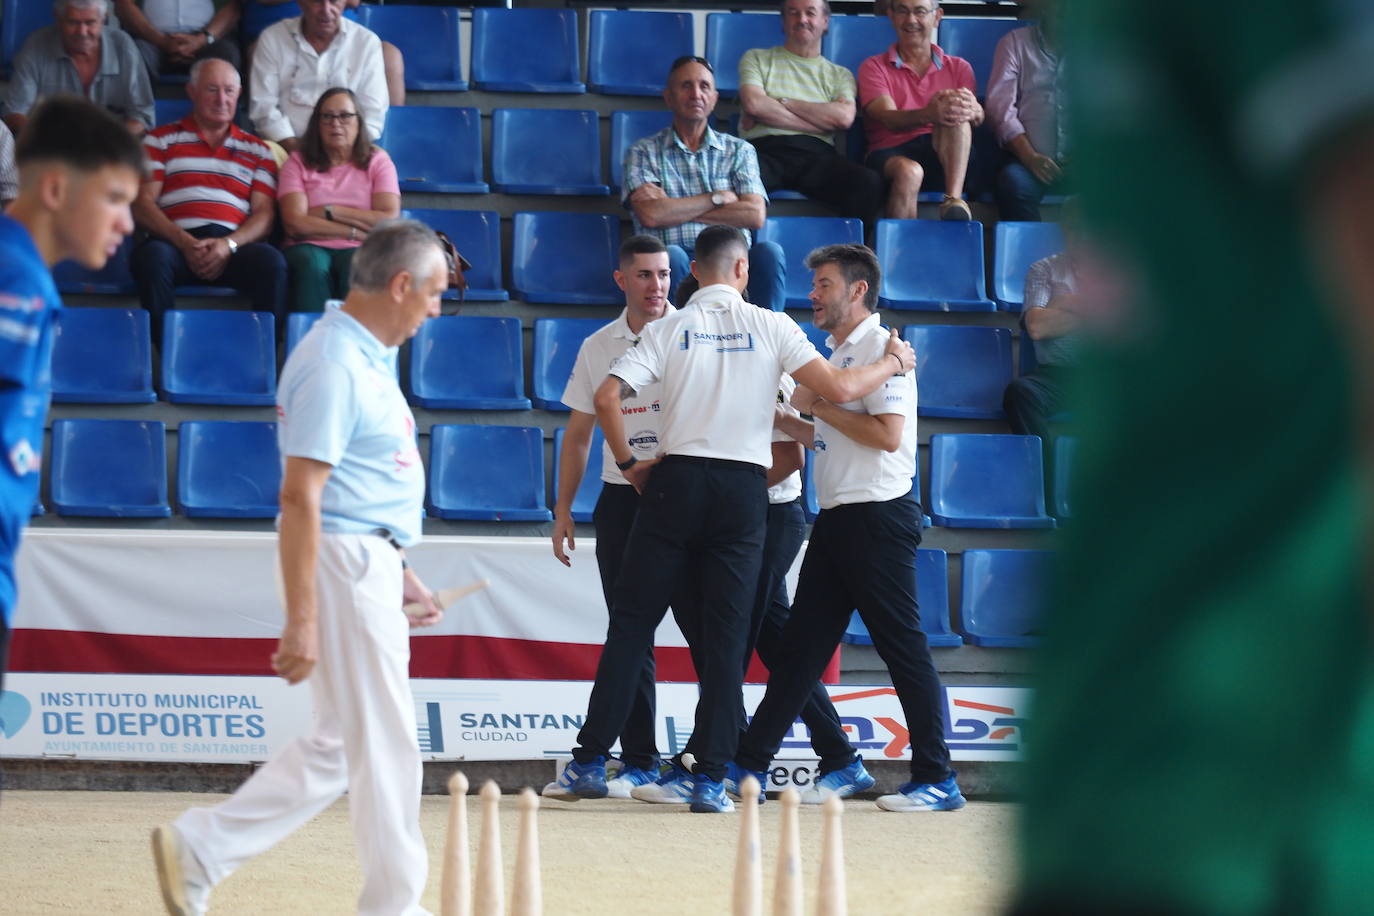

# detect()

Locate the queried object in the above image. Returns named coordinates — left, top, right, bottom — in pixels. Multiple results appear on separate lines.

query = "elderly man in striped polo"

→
left=132, top=56, right=286, bottom=340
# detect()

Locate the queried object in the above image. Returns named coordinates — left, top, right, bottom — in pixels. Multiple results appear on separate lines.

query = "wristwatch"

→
left=324, top=205, right=334, bottom=222
left=199, top=29, right=214, bottom=44
left=225, top=237, right=238, bottom=255
left=615, top=455, right=638, bottom=471
left=711, top=191, right=725, bottom=207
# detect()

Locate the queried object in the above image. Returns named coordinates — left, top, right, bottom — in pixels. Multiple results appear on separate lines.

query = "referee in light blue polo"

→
left=546, top=225, right=917, bottom=813
left=732, top=243, right=962, bottom=813
left=154, top=220, right=447, bottom=916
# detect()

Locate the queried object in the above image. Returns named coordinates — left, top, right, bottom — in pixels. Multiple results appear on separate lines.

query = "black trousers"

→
left=574, top=456, right=767, bottom=781
left=591, top=482, right=660, bottom=770
left=132, top=224, right=288, bottom=343
left=735, top=491, right=951, bottom=784
left=751, top=135, right=885, bottom=232
left=678, top=497, right=857, bottom=773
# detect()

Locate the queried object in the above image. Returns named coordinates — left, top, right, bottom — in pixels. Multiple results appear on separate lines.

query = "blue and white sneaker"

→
left=689, top=774, right=736, bottom=813
left=723, top=761, right=767, bottom=804
left=606, top=762, right=660, bottom=799
left=629, top=761, right=693, bottom=804
left=799, top=758, right=876, bottom=804
left=876, top=771, right=965, bottom=812
left=541, top=756, right=608, bottom=801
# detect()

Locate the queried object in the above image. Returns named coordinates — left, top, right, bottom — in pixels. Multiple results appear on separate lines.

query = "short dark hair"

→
left=301, top=87, right=374, bottom=172
left=15, top=95, right=144, bottom=177
left=668, top=55, right=714, bottom=81
left=805, top=243, right=881, bottom=311
left=693, top=225, right=749, bottom=275
left=618, top=234, right=667, bottom=266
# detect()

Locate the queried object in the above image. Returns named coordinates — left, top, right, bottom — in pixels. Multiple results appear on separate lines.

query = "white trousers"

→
left=177, top=533, right=430, bottom=915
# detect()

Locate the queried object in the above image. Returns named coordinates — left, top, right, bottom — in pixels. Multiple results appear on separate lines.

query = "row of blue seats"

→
left=1, top=5, right=1022, bottom=96
left=37, top=419, right=1069, bottom=529
left=59, top=214, right=1065, bottom=314
left=840, top=547, right=1050, bottom=649
left=52, top=308, right=1040, bottom=420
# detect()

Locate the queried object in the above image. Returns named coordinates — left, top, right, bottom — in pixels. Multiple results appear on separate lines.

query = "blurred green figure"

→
left=1013, top=1, right=1374, bottom=913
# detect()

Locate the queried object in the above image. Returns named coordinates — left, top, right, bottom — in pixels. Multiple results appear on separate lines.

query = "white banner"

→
left=1, top=674, right=1029, bottom=763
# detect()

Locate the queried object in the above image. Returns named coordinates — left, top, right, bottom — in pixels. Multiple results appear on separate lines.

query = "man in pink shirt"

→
left=857, top=1, right=980, bottom=220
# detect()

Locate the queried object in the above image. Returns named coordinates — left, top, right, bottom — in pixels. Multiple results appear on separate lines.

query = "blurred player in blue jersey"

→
left=0, top=97, right=142, bottom=694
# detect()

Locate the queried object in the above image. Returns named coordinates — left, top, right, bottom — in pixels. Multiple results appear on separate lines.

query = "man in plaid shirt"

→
left=622, top=55, right=786, bottom=311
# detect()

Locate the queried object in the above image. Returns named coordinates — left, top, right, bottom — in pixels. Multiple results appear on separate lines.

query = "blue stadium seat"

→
left=903, top=325, right=1013, bottom=419
left=797, top=320, right=833, bottom=359
left=1052, top=435, right=1076, bottom=520
left=959, top=549, right=1052, bottom=647
left=470, top=8, right=584, bottom=94
left=53, top=236, right=135, bottom=295
left=756, top=217, right=864, bottom=308
left=589, top=10, right=693, bottom=96
left=177, top=420, right=281, bottom=518
left=161, top=310, right=277, bottom=406
left=823, top=13, right=894, bottom=76
left=1, top=0, right=49, bottom=76
left=876, top=220, right=995, bottom=311
left=937, top=17, right=1024, bottom=94
left=49, top=419, right=170, bottom=517
left=242, top=1, right=297, bottom=41
left=408, top=316, right=530, bottom=410
left=552, top=425, right=606, bottom=523
left=284, top=311, right=324, bottom=357
left=491, top=109, right=610, bottom=196
left=31, top=500, right=43, bottom=516
left=843, top=548, right=962, bottom=648
left=427, top=425, right=554, bottom=522
left=532, top=318, right=605, bottom=411
left=354, top=5, right=466, bottom=92
left=50, top=307, right=155, bottom=404
left=704, top=12, right=783, bottom=97
left=382, top=107, right=488, bottom=194
left=154, top=98, right=193, bottom=126
left=511, top=212, right=622, bottom=305
left=610, top=110, right=675, bottom=190
left=401, top=208, right=507, bottom=302
left=992, top=221, right=1065, bottom=311
left=928, top=434, right=1055, bottom=528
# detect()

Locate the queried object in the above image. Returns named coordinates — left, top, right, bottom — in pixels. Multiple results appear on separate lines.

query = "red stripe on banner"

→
left=9, top=630, right=841, bottom=683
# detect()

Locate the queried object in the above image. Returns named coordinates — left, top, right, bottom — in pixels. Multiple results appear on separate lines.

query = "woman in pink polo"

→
left=278, top=87, right=400, bottom=312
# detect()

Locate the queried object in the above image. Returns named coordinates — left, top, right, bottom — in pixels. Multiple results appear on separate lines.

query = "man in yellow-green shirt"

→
left=739, top=0, right=884, bottom=234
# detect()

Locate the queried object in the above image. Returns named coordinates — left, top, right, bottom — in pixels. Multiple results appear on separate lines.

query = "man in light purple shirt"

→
left=984, top=1, right=1066, bottom=221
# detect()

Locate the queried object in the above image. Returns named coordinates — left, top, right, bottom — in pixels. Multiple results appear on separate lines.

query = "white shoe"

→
left=151, top=824, right=211, bottom=916
left=629, top=762, right=693, bottom=804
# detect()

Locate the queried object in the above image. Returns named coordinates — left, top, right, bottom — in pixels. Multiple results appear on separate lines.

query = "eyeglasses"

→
left=669, top=55, right=714, bottom=75
left=891, top=5, right=936, bottom=18
left=320, top=112, right=357, bottom=123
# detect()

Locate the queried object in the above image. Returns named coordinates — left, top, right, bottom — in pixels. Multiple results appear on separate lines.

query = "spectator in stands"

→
left=0, top=122, right=17, bottom=207
left=985, top=0, right=1066, bottom=221
left=249, top=0, right=404, bottom=106
left=132, top=57, right=286, bottom=338
left=858, top=1, right=980, bottom=220
left=113, top=0, right=243, bottom=78
left=278, top=87, right=399, bottom=312
left=249, top=0, right=392, bottom=155
left=2, top=0, right=155, bottom=137
left=739, top=0, right=885, bottom=235
left=624, top=55, right=785, bottom=311
left=1002, top=200, right=1083, bottom=499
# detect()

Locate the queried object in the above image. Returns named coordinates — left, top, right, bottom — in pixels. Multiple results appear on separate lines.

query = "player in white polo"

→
left=546, top=225, right=916, bottom=813
left=730, top=243, right=963, bottom=813
left=152, top=220, right=448, bottom=916
left=548, top=235, right=673, bottom=800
